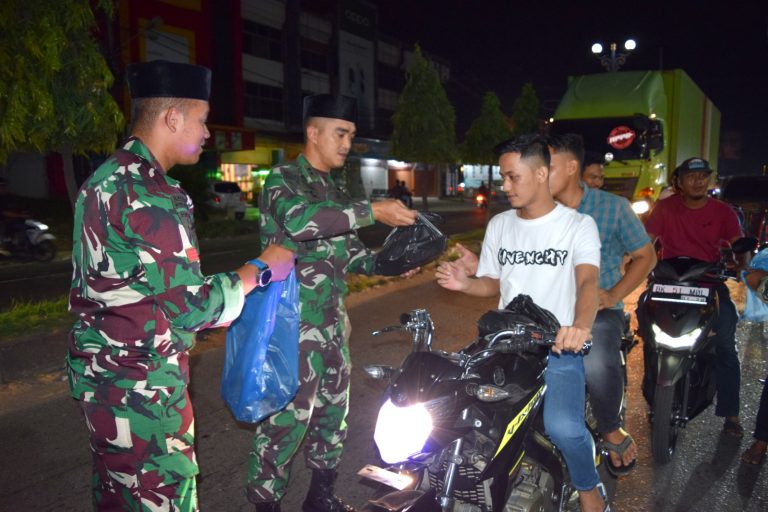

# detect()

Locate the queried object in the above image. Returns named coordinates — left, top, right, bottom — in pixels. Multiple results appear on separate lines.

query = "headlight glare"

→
left=652, top=324, right=702, bottom=350
left=374, top=399, right=433, bottom=463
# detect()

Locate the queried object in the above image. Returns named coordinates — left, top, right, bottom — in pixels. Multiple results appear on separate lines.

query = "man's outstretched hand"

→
left=371, top=199, right=417, bottom=227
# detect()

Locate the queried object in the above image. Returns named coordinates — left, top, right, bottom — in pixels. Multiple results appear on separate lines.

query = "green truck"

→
left=550, top=69, right=720, bottom=213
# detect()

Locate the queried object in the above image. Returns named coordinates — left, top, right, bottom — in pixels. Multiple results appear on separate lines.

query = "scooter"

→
left=1, top=219, right=57, bottom=262
left=475, top=193, right=488, bottom=209
left=359, top=295, right=600, bottom=512
left=637, top=237, right=757, bottom=463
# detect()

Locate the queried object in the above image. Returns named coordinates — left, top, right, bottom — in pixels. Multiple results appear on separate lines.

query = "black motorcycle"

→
left=638, top=238, right=757, bottom=463
left=359, top=295, right=599, bottom=512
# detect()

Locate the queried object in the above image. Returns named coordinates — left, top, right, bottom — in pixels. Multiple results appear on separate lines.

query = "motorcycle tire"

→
left=32, top=240, right=56, bottom=262
left=651, top=384, right=679, bottom=464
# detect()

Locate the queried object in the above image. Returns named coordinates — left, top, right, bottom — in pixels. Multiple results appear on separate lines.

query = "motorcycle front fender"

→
left=363, top=488, right=438, bottom=512
left=655, top=350, right=692, bottom=387
left=28, top=232, right=55, bottom=244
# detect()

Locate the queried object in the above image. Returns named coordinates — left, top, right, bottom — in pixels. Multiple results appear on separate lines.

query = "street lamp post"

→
left=591, top=39, right=636, bottom=72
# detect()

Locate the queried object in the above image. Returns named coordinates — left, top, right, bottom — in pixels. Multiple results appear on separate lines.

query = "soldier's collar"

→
left=122, top=136, right=163, bottom=171
left=297, top=154, right=331, bottom=182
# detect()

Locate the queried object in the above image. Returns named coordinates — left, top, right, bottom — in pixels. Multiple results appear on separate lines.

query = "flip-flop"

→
left=600, top=434, right=637, bottom=477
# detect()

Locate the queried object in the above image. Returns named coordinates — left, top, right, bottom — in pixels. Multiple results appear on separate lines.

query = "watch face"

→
left=259, top=268, right=273, bottom=287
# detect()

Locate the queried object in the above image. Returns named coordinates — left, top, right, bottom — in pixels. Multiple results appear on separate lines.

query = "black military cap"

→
left=303, top=94, right=357, bottom=123
left=127, top=60, right=211, bottom=101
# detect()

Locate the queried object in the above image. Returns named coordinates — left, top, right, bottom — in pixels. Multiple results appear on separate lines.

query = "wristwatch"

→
left=247, top=258, right=273, bottom=287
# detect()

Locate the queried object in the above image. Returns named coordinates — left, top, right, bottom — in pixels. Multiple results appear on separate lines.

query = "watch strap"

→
left=248, top=258, right=268, bottom=271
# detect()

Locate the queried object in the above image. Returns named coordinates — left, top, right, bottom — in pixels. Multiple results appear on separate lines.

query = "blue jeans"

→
left=583, top=309, right=625, bottom=433
left=543, top=351, right=599, bottom=491
left=712, top=284, right=740, bottom=418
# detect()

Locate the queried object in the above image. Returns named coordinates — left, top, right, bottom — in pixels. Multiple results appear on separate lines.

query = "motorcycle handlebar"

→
left=480, top=330, right=592, bottom=357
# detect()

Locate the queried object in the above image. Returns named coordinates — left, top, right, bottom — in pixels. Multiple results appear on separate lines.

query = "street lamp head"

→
left=591, top=42, right=603, bottom=54
left=624, top=39, right=637, bottom=51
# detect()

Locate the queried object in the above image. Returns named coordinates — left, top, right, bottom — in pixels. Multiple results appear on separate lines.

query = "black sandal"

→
left=600, top=433, right=637, bottom=477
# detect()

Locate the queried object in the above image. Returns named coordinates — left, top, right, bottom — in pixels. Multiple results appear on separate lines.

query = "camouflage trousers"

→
left=246, top=316, right=352, bottom=503
left=79, top=384, right=199, bottom=511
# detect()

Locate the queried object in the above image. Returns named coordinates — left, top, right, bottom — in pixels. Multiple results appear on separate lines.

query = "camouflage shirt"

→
left=259, top=154, right=375, bottom=330
left=67, top=137, right=244, bottom=398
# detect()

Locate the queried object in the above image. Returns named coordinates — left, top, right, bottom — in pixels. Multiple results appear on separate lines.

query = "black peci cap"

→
left=303, top=94, right=357, bottom=123
left=127, top=60, right=211, bottom=101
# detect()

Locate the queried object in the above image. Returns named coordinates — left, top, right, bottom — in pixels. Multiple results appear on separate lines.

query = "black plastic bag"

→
left=374, top=212, right=448, bottom=276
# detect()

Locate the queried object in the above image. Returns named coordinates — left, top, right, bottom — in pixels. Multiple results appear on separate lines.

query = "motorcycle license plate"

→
left=651, top=283, right=710, bottom=305
left=357, top=464, right=413, bottom=490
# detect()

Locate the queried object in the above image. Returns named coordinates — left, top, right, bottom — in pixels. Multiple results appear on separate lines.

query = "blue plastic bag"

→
left=741, top=248, right=768, bottom=322
left=221, top=269, right=300, bottom=423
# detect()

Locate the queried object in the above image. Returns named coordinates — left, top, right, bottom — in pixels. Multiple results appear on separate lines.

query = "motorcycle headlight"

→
left=631, top=200, right=650, bottom=215
left=374, top=399, right=433, bottom=464
left=652, top=324, right=702, bottom=350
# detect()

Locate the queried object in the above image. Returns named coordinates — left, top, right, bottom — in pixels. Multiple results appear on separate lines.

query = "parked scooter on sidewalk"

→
left=637, top=237, right=757, bottom=463
left=1, top=219, right=57, bottom=262
left=359, top=295, right=603, bottom=512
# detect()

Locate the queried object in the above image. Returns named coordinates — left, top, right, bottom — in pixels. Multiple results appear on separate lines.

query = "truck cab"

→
left=550, top=70, right=720, bottom=215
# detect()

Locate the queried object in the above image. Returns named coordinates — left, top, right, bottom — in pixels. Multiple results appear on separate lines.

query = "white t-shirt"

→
left=476, top=204, right=601, bottom=326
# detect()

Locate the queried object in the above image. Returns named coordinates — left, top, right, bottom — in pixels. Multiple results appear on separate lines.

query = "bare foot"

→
left=579, top=487, right=606, bottom=512
left=741, top=440, right=767, bottom=465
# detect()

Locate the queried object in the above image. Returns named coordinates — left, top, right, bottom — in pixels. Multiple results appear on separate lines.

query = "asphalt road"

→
left=0, top=206, right=488, bottom=309
left=0, top=272, right=766, bottom=511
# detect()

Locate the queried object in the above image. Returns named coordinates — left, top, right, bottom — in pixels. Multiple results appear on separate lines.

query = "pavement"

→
left=2, top=269, right=767, bottom=511
left=0, top=196, right=484, bottom=384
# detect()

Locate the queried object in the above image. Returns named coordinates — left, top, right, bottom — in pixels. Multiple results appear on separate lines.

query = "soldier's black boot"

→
left=253, top=502, right=281, bottom=512
left=302, top=469, right=355, bottom=512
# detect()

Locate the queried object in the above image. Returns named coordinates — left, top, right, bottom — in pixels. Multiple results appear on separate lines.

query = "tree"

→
left=391, top=45, right=456, bottom=205
left=0, top=0, right=124, bottom=205
left=461, top=92, right=511, bottom=211
left=511, top=82, right=540, bottom=135
left=462, top=91, right=511, bottom=164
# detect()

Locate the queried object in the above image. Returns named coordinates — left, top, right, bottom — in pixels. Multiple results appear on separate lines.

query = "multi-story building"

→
left=108, top=0, right=452, bottom=200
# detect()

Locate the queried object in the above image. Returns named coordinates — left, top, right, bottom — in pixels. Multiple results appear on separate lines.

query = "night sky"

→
left=374, top=0, right=768, bottom=174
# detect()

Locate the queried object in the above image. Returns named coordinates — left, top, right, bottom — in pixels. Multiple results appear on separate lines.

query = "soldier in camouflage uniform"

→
left=247, top=94, right=416, bottom=512
left=67, top=60, right=294, bottom=512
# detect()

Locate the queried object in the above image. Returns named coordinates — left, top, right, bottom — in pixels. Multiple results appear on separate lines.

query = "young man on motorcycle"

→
left=548, top=134, right=656, bottom=475
left=642, top=157, right=746, bottom=437
left=436, top=134, right=609, bottom=512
